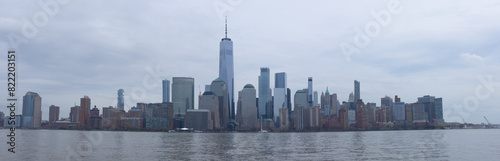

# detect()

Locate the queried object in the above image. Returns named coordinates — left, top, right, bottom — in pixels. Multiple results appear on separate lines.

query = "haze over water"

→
left=1, top=129, right=499, bottom=160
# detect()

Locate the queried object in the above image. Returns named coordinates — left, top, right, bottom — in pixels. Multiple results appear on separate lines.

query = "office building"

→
left=211, top=78, right=229, bottom=129
left=354, top=80, right=360, bottom=103
left=199, top=91, right=220, bottom=130
left=219, top=18, right=234, bottom=123
left=22, top=91, right=42, bottom=128
left=308, top=77, right=313, bottom=107
left=162, top=80, right=170, bottom=102
left=117, top=89, right=124, bottom=110
left=70, top=106, right=80, bottom=123
left=49, top=105, right=59, bottom=125
left=274, top=72, right=287, bottom=124
left=79, top=96, right=91, bottom=127
left=185, top=109, right=212, bottom=131
left=393, top=102, right=406, bottom=122
left=294, top=89, right=308, bottom=109
left=381, top=96, right=393, bottom=110
left=417, top=95, right=435, bottom=122
left=239, top=84, right=258, bottom=129
left=412, top=103, right=426, bottom=123
left=172, top=77, right=195, bottom=117
left=89, top=107, right=102, bottom=129
left=258, top=67, right=271, bottom=119
left=144, top=102, right=173, bottom=129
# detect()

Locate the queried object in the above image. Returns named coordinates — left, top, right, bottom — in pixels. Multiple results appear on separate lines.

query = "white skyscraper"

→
left=219, top=18, right=235, bottom=120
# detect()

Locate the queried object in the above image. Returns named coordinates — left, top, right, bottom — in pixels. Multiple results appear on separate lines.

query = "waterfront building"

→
left=22, top=91, right=42, bottom=128
left=185, top=109, right=212, bottom=131
left=172, top=77, right=194, bottom=117
left=393, top=102, right=406, bottom=122
left=89, top=107, right=102, bottom=129
left=144, top=102, right=173, bottom=129
left=69, top=106, right=80, bottom=123
left=405, top=103, right=413, bottom=124
left=199, top=91, right=221, bottom=130
left=79, top=96, right=91, bottom=127
left=102, top=106, right=122, bottom=129
left=303, top=106, right=320, bottom=129
left=279, top=107, right=289, bottom=130
left=49, top=105, right=60, bottom=125
left=238, top=84, right=258, bottom=130
left=293, top=105, right=305, bottom=131
left=434, top=98, right=444, bottom=125
left=412, top=103, right=426, bottom=123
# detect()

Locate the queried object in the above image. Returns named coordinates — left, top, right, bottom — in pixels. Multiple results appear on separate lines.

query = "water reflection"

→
left=3, top=129, right=498, bottom=160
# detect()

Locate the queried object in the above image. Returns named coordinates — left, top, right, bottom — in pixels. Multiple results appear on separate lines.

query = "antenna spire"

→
left=225, top=16, right=227, bottom=38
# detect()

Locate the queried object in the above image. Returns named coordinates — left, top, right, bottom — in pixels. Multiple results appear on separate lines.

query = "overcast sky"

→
left=1, top=0, right=499, bottom=124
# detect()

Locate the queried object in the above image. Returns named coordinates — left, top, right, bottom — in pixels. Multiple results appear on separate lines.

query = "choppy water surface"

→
left=1, top=129, right=499, bottom=160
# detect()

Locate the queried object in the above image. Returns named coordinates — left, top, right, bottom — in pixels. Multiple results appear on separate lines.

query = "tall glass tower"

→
left=219, top=18, right=235, bottom=120
left=354, top=80, right=360, bottom=103
left=22, top=91, right=42, bottom=128
left=172, top=77, right=195, bottom=117
left=274, top=72, right=287, bottom=122
left=258, top=67, right=271, bottom=119
left=117, top=89, right=124, bottom=110
left=162, top=79, right=170, bottom=103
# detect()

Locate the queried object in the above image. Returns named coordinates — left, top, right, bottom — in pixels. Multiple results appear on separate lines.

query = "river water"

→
left=1, top=129, right=499, bottom=160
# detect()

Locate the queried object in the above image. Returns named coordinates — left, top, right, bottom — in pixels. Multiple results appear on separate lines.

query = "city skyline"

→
left=1, top=1, right=500, bottom=124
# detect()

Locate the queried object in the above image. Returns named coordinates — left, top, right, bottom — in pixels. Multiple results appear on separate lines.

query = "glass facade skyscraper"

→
left=162, top=79, right=170, bottom=103
left=258, top=67, right=271, bottom=119
left=308, top=77, right=313, bottom=107
left=172, top=77, right=195, bottom=117
left=274, top=72, right=287, bottom=124
left=22, top=91, right=42, bottom=128
left=219, top=19, right=234, bottom=121
left=117, top=89, right=124, bottom=110
left=354, top=80, right=360, bottom=103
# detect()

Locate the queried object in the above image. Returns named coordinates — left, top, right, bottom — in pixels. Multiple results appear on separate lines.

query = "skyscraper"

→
left=258, top=67, right=271, bottom=119
left=117, top=89, right=124, bottom=110
left=273, top=72, right=287, bottom=123
left=239, top=84, right=258, bottom=129
left=79, top=96, right=91, bottom=127
left=199, top=91, right=220, bottom=129
left=49, top=105, right=59, bottom=125
left=22, top=91, right=42, bottom=128
left=162, top=79, right=170, bottom=103
left=354, top=80, right=360, bottom=103
left=210, top=78, right=229, bottom=129
left=172, top=77, right=195, bottom=117
left=308, top=77, right=313, bottom=107
left=381, top=96, right=393, bottom=110
left=219, top=18, right=234, bottom=122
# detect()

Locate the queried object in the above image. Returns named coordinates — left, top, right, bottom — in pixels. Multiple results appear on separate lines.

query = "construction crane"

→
left=484, top=116, right=492, bottom=128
